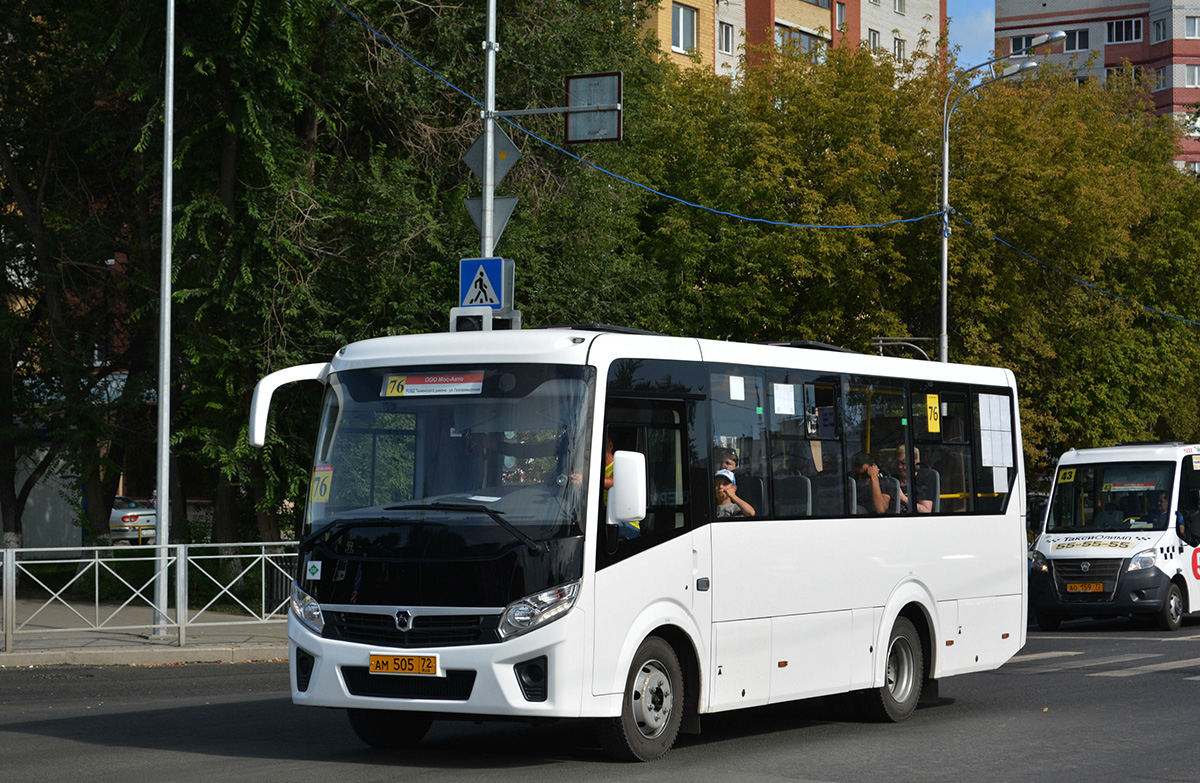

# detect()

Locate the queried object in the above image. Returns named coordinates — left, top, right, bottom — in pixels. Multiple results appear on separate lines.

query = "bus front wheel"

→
left=856, top=617, right=923, bottom=722
left=595, top=636, right=684, bottom=762
left=347, top=708, right=433, bottom=749
left=1157, top=582, right=1184, bottom=632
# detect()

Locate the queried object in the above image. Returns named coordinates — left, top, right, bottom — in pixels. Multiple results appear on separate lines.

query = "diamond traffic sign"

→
left=462, top=126, right=522, bottom=185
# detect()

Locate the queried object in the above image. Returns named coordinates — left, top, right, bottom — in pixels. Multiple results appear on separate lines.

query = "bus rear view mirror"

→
left=606, top=450, right=647, bottom=527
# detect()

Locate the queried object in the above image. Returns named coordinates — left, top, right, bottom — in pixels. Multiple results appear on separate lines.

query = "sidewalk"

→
left=0, top=598, right=289, bottom=668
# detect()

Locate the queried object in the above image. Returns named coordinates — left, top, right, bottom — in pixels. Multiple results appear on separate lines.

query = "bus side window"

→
left=912, top=384, right=973, bottom=515
left=1180, top=456, right=1200, bottom=546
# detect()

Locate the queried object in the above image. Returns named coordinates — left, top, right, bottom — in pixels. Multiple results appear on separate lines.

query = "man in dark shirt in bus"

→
left=852, top=452, right=893, bottom=515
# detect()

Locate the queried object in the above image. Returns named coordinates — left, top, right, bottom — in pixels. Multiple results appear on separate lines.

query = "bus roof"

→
left=1057, top=443, right=1200, bottom=465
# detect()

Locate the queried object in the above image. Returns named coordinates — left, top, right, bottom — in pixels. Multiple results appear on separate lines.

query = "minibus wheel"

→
left=1158, top=582, right=1184, bottom=632
left=596, top=636, right=684, bottom=762
left=347, top=708, right=433, bottom=748
left=856, top=617, right=923, bottom=722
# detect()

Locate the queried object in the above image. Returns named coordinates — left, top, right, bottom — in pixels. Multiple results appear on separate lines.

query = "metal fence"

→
left=1, top=542, right=298, bottom=651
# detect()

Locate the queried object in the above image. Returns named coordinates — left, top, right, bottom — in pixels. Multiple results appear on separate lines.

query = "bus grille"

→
left=342, top=667, right=476, bottom=700
left=324, top=611, right=500, bottom=648
left=1051, top=559, right=1125, bottom=602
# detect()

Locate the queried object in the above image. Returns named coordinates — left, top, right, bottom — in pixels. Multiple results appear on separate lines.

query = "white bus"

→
left=249, top=326, right=1027, bottom=761
left=1029, top=442, right=1200, bottom=632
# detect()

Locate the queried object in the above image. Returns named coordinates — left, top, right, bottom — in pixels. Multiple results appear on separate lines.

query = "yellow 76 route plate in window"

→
left=368, top=653, right=440, bottom=677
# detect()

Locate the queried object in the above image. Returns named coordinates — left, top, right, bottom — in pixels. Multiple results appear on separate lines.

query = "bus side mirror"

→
left=606, top=450, right=647, bottom=527
left=1180, top=510, right=1200, bottom=548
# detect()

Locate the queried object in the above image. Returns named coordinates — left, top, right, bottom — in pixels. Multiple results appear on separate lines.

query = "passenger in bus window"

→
left=602, top=438, right=614, bottom=505
left=852, top=453, right=893, bottom=515
left=715, top=447, right=739, bottom=473
left=895, top=445, right=933, bottom=513
left=714, top=469, right=755, bottom=518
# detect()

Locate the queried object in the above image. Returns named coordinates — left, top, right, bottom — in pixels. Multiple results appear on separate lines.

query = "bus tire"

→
left=1158, top=582, right=1184, bottom=632
left=595, top=636, right=684, bottom=762
left=347, top=708, right=433, bottom=749
left=856, top=617, right=923, bottom=723
left=1036, top=612, right=1062, bottom=632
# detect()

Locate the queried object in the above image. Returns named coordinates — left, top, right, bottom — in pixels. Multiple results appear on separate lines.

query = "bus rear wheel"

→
left=856, top=617, right=923, bottom=722
left=347, top=708, right=433, bottom=749
left=595, top=636, right=684, bottom=762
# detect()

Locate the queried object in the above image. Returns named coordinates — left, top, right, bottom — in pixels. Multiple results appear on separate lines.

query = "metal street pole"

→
left=938, top=31, right=1065, bottom=363
left=154, top=0, right=176, bottom=635
left=482, top=0, right=498, bottom=258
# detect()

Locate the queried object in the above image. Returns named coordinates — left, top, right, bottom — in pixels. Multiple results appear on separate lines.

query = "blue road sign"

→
left=460, top=257, right=506, bottom=310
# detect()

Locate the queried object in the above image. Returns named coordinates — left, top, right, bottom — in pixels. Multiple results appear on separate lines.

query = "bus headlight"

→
left=291, top=581, right=325, bottom=634
left=499, top=581, right=580, bottom=640
left=1030, top=551, right=1049, bottom=573
left=1127, top=549, right=1157, bottom=572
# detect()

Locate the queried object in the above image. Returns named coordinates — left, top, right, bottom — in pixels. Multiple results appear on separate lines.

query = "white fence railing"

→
left=1, top=542, right=298, bottom=651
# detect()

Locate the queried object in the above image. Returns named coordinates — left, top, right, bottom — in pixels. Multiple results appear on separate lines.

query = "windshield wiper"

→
left=384, top=502, right=549, bottom=555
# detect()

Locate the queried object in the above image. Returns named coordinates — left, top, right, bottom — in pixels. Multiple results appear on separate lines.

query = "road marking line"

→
left=1009, top=651, right=1082, bottom=663
left=1020, top=654, right=1153, bottom=674
left=1090, top=656, right=1200, bottom=677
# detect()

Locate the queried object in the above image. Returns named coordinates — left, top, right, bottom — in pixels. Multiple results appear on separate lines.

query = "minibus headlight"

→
left=1030, top=550, right=1049, bottom=573
left=499, top=581, right=580, bottom=640
left=291, top=581, right=325, bottom=634
left=1127, top=549, right=1157, bottom=572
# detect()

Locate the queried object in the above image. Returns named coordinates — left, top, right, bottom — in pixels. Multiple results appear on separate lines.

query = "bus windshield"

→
left=1047, top=461, right=1175, bottom=533
left=305, top=364, right=594, bottom=549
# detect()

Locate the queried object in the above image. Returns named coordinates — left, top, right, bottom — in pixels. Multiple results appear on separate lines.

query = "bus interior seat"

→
left=925, top=467, right=941, bottom=513
left=878, top=476, right=902, bottom=514
left=774, top=475, right=812, bottom=517
left=812, top=474, right=848, bottom=516
left=734, top=473, right=765, bottom=518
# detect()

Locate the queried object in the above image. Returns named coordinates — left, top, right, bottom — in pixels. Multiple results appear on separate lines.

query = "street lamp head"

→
left=1030, top=30, right=1067, bottom=49
left=1003, top=60, right=1039, bottom=77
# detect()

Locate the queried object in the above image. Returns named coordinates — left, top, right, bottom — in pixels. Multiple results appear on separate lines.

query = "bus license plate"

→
left=368, top=653, right=439, bottom=676
left=1066, top=582, right=1104, bottom=593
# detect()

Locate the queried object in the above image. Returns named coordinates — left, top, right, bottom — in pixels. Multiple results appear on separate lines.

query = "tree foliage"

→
left=3, top=1, right=1200, bottom=541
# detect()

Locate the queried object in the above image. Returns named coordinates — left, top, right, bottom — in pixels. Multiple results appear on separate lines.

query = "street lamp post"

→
left=938, top=31, right=1066, bottom=363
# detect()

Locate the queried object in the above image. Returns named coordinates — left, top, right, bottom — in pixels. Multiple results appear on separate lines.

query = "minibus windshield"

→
left=1047, top=461, right=1175, bottom=534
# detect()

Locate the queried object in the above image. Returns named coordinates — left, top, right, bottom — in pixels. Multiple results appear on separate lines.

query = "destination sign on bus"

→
left=381, top=372, right=484, bottom=397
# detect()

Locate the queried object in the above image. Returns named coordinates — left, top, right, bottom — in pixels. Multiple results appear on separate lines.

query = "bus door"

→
left=592, top=367, right=711, bottom=701
left=1179, top=454, right=1200, bottom=603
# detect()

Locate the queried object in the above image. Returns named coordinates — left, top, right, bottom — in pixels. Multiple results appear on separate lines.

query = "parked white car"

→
left=109, top=496, right=157, bottom=544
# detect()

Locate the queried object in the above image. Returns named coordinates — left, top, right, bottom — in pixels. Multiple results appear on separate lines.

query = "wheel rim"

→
left=629, top=658, right=674, bottom=740
left=886, top=635, right=917, bottom=704
left=1169, top=589, right=1183, bottom=625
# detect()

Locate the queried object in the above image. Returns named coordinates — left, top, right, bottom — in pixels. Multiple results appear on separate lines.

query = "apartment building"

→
left=652, top=0, right=946, bottom=79
left=995, top=0, right=1200, bottom=169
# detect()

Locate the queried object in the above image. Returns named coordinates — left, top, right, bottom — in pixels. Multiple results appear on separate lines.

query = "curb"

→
left=0, top=644, right=289, bottom=668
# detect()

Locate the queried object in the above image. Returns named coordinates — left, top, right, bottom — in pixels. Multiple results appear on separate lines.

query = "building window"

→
left=1187, top=161, right=1200, bottom=174
left=1153, top=19, right=1167, bottom=43
left=869, top=28, right=880, bottom=50
left=1107, top=65, right=1144, bottom=83
left=1106, top=19, right=1142, bottom=44
left=718, top=21, right=734, bottom=54
left=1012, top=34, right=1035, bottom=55
left=802, top=0, right=832, bottom=8
left=894, top=0, right=905, bottom=14
left=894, top=38, right=905, bottom=60
left=672, top=3, right=697, bottom=52
left=1188, top=64, right=1200, bottom=87
left=777, top=24, right=824, bottom=54
left=837, top=2, right=846, bottom=28
left=1188, top=17, right=1200, bottom=39
left=1065, top=29, right=1089, bottom=52
left=1153, top=67, right=1168, bottom=91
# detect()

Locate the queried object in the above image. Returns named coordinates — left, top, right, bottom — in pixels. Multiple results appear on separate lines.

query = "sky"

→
left=946, top=0, right=996, bottom=68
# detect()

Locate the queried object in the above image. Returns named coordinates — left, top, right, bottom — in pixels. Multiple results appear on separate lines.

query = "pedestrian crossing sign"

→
left=459, top=257, right=508, bottom=310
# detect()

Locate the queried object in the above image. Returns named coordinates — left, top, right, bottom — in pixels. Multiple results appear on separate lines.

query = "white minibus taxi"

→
left=1030, top=442, right=1200, bottom=631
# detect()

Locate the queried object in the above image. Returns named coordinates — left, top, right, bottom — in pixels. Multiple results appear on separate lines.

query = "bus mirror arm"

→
left=606, top=450, right=647, bottom=527
left=249, top=362, right=328, bottom=447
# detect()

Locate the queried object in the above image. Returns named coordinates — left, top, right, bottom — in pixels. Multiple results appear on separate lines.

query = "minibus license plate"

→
left=369, top=654, right=438, bottom=676
left=1066, top=582, right=1103, bottom=593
